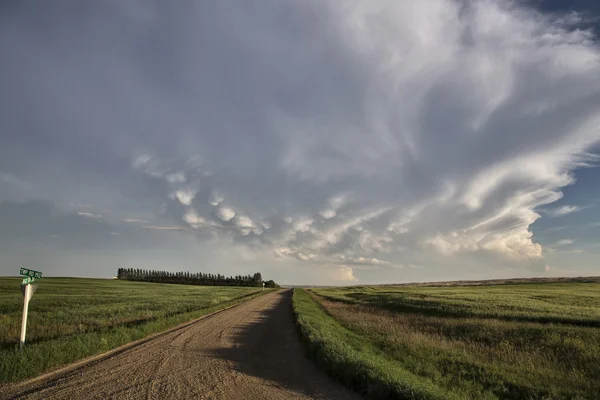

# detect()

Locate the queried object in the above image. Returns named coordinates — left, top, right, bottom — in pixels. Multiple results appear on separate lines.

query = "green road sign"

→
left=22, top=277, right=36, bottom=284
left=19, top=268, right=42, bottom=279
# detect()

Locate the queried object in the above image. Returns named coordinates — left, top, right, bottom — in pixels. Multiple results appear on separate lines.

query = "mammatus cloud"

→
left=320, top=209, right=336, bottom=219
left=216, top=207, right=236, bottom=222
left=210, top=192, right=224, bottom=207
left=1, top=0, right=600, bottom=282
left=171, top=189, right=197, bottom=206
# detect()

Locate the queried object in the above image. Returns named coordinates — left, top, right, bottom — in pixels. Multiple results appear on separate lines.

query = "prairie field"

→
left=294, top=282, right=600, bottom=400
left=0, top=277, right=263, bottom=383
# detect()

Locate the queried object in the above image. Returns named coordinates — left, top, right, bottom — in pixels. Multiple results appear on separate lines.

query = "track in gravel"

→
left=0, top=289, right=361, bottom=400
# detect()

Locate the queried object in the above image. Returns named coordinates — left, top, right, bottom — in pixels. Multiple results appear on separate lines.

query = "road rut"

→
left=1, top=290, right=361, bottom=400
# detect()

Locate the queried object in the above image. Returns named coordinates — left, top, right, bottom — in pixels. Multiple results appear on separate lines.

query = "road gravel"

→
left=1, top=289, right=361, bottom=400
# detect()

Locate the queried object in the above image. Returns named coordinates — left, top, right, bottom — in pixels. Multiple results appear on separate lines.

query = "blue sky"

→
left=1, top=0, right=599, bottom=284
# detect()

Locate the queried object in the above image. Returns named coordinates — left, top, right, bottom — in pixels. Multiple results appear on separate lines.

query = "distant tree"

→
left=115, top=268, right=277, bottom=288
left=253, top=273, right=263, bottom=287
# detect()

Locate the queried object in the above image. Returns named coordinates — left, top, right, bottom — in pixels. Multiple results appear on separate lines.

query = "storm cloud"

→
left=1, top=0, right=599, bottom=283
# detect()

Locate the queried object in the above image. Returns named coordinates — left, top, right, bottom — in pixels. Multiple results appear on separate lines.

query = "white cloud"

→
left=317, top=196, right=345, bottom=220
left=236, top=215, right=254, bottom=228
left=274, top=247, right=317, bottom=261
left=338, top=256, right=391, bottom=266
left=216, top=207, right=236, bottom=222
left=293, top=218, right=314, bottom=233
left=209, top=192, right=224, bottom=206
left=171, top=189, right=197, bottom=206
left=132, top=154, right=167, bottom=179
left=387, top=220, right=410, bottom=234
left=77, top=212, right=102, bottom=218
left=122, top=218, right=150, bottom=223
left=183, top=209, right=205, bottom=228
left=331, top=265, right=358, bottom=282
left=234, top=215, right=264, bottom=235
left=545, top=205, right=583, bottom=217
left=320, top=209, right=336, bottom=219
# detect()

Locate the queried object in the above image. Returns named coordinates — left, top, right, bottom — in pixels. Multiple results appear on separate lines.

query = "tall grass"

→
left=0, top=277, right=265, bottom=383
left=292, top=289, right=463, bottom=400
left=302, top=283, right=600, bottom=399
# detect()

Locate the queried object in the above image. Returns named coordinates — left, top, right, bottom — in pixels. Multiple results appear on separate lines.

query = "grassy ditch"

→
left=0, top=277, right=267, bottom=383
left=299, top=283, right=600, bottom=400
left=292, top=288, right=462, bottom=400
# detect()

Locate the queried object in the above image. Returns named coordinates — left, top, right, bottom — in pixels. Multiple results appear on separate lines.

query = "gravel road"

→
left=1, top=289, right=361, bottom=400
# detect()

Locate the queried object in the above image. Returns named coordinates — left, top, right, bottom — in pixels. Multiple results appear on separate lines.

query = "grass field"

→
left=294, top=282, right=600, bottom=400
left=0, top=277, right=264, bottom=383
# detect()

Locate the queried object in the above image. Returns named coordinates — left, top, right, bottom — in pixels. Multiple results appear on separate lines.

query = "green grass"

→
left=295, top=283, right=600, bottom=400
left=315, top=283, right=600, bottom=327
left=0, top=277, right=265, bottom=383
left=293, top=289, right=462, bottom=400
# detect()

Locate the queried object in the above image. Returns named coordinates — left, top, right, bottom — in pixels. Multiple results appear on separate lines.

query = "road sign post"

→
left=20, top=284, right=30, bottom=349
left=18, top=268, right=41, bottom=349
left=262, top=282, right=265, bottom=292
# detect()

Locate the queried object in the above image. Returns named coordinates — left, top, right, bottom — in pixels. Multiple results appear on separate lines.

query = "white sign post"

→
left=262, top=282, right=265, bottom=292
left=19, top=284, right=37, bottom=349
left=18, top=267, right=42, bottom=350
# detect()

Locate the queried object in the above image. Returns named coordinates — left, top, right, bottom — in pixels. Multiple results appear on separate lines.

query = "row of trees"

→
left=116, top=268, right=278, bottom=288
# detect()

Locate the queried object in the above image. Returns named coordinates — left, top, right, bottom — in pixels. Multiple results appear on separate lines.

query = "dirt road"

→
left=1, top=290, right=361, bottom=400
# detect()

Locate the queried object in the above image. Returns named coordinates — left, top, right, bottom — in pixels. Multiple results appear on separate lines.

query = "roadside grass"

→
left=292, top=288, right=464, bottom=400
left=0, top=277, right=266, bottom=383
left=299, top=283, right=600, bottom=400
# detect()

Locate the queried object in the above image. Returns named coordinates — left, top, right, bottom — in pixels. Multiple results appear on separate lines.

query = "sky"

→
left=1, top=0, right=600, bottom=285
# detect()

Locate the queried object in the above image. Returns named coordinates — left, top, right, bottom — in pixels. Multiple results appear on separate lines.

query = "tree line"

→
left=117, top=268, right=279, bottom=288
